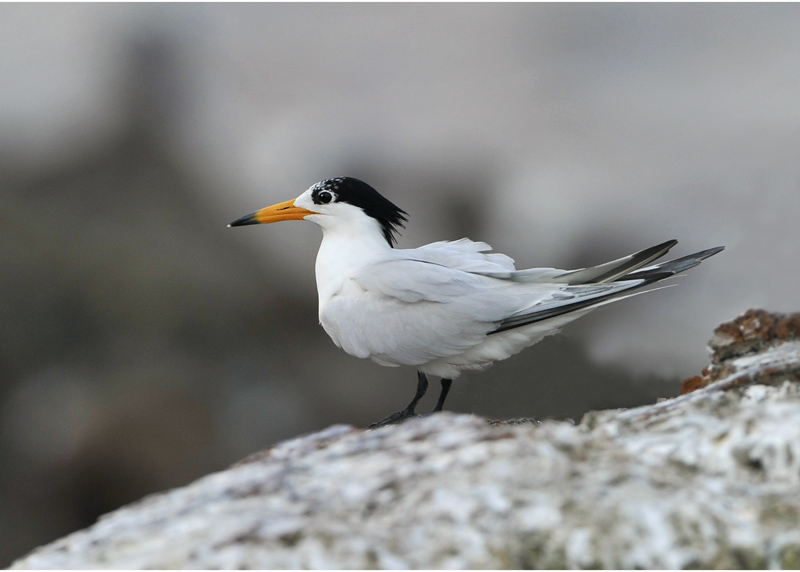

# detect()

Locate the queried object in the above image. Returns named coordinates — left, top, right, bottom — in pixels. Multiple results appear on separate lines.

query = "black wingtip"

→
left=228, top=212, right=259, bottom=227
left=645, top=239, right=679, bottom=259
left=625, top=244, right=725, bottom=282
left=694, top=245, right=726, bottom=260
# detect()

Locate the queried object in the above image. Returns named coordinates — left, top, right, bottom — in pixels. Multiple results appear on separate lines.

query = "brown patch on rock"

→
left=774, top=313, right=800, bottom=340
left=710, top=309, right=779, bottom=363
left=679, top=376, right=705, bottom=395
left=680, top=309, right=800, bottom=394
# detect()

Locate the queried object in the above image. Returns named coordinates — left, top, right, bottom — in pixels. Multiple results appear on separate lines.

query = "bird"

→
left=229, top=177, right=724, bottom=428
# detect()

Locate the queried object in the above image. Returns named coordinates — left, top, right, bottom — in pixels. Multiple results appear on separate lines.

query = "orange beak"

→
left=228, top=199, right=315, bottom=227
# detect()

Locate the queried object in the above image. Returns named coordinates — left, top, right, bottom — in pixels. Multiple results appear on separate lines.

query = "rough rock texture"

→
left=12, top=310, right=800, bottom=569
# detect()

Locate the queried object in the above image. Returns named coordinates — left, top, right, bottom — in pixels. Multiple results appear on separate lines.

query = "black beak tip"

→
left=228, top=212, right=259, bottom=227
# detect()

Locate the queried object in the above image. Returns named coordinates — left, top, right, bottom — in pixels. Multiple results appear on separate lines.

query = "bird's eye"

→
left=318, top=191, right=333, bottom=204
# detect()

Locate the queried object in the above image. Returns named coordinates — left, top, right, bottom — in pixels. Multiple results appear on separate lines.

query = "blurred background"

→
left=2, top=3, right=800, bottom=564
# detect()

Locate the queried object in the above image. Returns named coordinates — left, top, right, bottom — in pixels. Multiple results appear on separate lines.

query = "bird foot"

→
left=368, top=409, right=423, bottom=429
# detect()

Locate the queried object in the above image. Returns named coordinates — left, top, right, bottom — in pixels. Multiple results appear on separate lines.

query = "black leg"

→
left=432, top=378, right=452, bottom=412
left=369, top=371, right=429, bottom=429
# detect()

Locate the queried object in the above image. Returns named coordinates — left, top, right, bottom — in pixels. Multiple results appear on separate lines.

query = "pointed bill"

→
left=228, top=199, right=315, bottom=227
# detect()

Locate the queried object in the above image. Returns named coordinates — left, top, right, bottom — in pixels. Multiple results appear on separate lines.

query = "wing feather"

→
left=322, top=257, right=551, bottom=366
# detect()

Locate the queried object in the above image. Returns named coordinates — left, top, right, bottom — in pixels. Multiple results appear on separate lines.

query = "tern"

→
left=230, top=177, right=723, bottom=428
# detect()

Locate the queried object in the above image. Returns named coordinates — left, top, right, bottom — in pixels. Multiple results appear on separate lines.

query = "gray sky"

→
left=3, top=3, right=799, bottom=376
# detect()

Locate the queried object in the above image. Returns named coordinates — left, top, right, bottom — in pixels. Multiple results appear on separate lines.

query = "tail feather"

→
left=489, top=242, right=724, bottom=335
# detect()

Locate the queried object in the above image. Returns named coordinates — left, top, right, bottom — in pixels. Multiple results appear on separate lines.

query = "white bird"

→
left=230, top=177, right=723, bottom=427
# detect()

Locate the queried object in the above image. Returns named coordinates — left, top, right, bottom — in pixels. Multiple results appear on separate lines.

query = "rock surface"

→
left=680, top=308, right=800, bottom=394
left=12, top=310, right=800, bottom=569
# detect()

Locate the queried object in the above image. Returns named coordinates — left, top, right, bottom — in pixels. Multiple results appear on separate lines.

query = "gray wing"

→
left=338, top=254, right=650, bottom=365
left=411, top=239, right=684, bottom=284
left=409, top=238, right=517, bottom=274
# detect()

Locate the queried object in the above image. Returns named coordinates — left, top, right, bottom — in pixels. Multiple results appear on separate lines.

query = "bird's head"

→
left=229, top=177, right=408, bottom=246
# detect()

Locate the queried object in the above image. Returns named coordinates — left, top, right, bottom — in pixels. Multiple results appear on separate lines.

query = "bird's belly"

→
left=318, top=293, right=492, bottom=369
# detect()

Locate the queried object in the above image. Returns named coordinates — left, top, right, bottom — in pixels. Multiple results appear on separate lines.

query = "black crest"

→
left=311, top=177, right=408, bottom=246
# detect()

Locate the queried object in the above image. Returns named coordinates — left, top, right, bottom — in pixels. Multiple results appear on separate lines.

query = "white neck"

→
left=309, top=211, right=393, bottom=306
